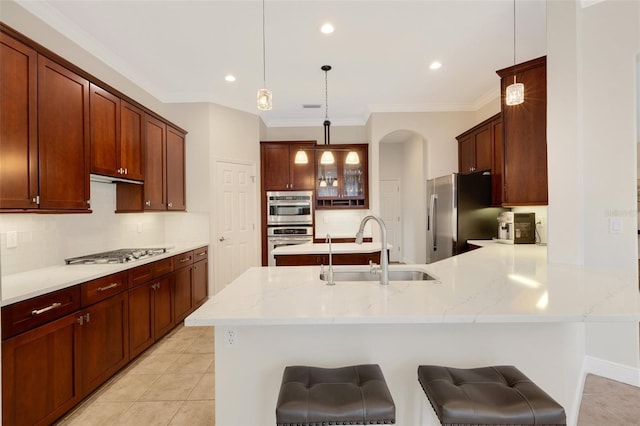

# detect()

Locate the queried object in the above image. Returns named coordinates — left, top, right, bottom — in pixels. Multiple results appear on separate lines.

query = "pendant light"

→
left=505, top=0, right=524, bottom=106
left=257, top=0, right=272, bottom=110
left=345, top=151, right=360, bottom=165
left=320, top=65, right=335, bottom=165
left=293, top=149, right=308, bottom=164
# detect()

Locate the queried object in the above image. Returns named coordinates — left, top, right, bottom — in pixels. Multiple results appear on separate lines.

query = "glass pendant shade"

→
left=345, top=151, right=360, bottom=165
left=257, top=88, right=272, bottom=111
left=319, top=180, right=327, bottom=187
left=332, top=178, right=338, bottom=187
left=294, top=150, right=308, bottom=164
left=320, top=151, right=335, bottom=165
left=506, top=77, right=524, bottom=106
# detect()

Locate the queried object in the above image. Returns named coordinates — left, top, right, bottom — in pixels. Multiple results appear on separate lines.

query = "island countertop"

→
left=272, top=241, right=390, bottom=256
left=186, top=241, right=640, bottom=326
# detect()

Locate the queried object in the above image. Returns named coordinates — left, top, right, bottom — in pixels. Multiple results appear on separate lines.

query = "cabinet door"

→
left=90, top=84, right=121, bottom=177
left=128, top=283, right=154, bottom=359
left=173, top=265, right=193, bottom=323
left=166, top=126, right=186, bottom=211
left=144, top=114, right=167, bottom=210
left=2, top=312, right=81, bottom=426
left=192, top=258, right=209, bottom=308
left=38, top=55, right=90, bottom=210
left=261, top=143, right=290, bottom=190
left=120, top=101, right=145, bottom=181
left=0, top=33, right=38, bottom=209
left=474, top=125, right=492, bottom=171
left=153, top=275, right=174, bottom=340
left=80, top=292, right=129, bottom=396
left=458, top=135, right=475, bottom=174
left=289, top=144, right=315, bottom=190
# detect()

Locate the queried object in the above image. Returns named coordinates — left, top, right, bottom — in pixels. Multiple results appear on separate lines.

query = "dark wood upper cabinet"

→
left=497, top=56, right=548, bottom=206
left=0, top=33, right=38, bottom=209
left=315, top=144, right=369, bottom=209
left=120, top=101, right=145, bottom=181
left=260, top=141, right=316, bottom=191
left=166, top=126, right=186, bottom=211
left=90, top=84, right=146, bottom=182
left=456, top=113, right=503, bottom=206
left=144, top=114, right=167, bottom=211
left=38, top=55, right=90, bottom=211
left=90, top=84, right=121, bottom=177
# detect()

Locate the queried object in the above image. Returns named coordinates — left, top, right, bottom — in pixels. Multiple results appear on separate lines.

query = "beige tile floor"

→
left=57, top=324, right=639, bottom=426
left=56, top=325, right=215, bottom=426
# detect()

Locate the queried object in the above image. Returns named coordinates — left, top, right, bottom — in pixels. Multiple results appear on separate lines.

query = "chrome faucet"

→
left=355, top=215, right=389, bottom=285
left=325, top=233, right=335, bottom=285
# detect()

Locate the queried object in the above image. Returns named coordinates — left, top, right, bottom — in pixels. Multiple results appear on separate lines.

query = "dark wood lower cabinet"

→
left=275, top=251, right=383, bottom=266
left=128, top=275, right=173, bottom=359
left=80, top=292, right=129, bottom=396
left=2, top=313, right=81, bottom=426
left=1, top=247, right=209, bottom=425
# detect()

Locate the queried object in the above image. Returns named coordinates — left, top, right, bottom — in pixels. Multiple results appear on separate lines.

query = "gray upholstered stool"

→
left=417, top=365, right=566, bottom=426
left=276, top=364, right=396, bottom=425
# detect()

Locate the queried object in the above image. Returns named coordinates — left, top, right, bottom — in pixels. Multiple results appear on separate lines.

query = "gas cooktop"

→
left=65, top=248, right=170, bottom=265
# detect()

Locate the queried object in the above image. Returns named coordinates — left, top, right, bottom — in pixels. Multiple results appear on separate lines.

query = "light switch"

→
left=609, top=217, right=623, bottom=234
left=7, top=231, right=17, bottom=248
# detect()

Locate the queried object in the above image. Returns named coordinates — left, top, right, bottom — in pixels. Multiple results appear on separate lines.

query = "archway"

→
left=378, top=129, right=427, bottom=263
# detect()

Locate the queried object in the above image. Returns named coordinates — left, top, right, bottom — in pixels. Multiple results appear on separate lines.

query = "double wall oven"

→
left=266, top=191, right=313, bottom=266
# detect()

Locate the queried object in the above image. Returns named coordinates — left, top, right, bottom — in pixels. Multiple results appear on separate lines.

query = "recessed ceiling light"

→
left=225, top=74, right=236, bottom=82
left=320, top=23, right=334, bottom=34
left=429, top=61, right=442, bottom=70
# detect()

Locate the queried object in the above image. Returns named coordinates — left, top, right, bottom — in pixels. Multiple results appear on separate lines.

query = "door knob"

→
left=219, top=236, right=226, bottom=242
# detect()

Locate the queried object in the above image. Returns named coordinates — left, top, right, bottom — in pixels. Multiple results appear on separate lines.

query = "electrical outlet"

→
left=6, top=231, right=17, bottom=249
left=224, top=328, right=239, bottom=347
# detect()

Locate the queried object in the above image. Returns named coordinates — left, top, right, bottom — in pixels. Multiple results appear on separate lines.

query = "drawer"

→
left=193, top=246, right=208, bottom=262
left=173, top=251, right=194, bottom=269
left=2, top=286, right=81, bottom=339
left=128, top=263, right=154, bottom=288
left=153, top=257, right=174, bottom=277
left=81, top=272, right=127, bottom=307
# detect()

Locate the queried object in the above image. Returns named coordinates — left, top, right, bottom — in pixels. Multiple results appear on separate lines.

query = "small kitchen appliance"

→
left=496, top=212, right=536, bottom=244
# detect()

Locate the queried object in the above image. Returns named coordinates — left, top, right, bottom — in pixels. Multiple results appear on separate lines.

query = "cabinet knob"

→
left=219, top=236, right=226, bottom=242
left=145, top=201, right=151, bottom=207
left=168, top=202, right=173, bottom=208
left=124, top=168, right=128, bottom=175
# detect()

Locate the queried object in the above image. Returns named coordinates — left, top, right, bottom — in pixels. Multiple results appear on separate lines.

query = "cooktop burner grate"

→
left=65, top=248, right=169, bottom=265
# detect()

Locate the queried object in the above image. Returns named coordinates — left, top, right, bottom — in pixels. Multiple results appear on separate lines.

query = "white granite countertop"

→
left=273, top=242, right=390, bottom=256
left=1, top=242, right=208, bottom=306
left=187, top=240, right=640, bottom=326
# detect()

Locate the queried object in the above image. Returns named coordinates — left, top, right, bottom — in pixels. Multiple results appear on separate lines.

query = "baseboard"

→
left=583, top=355, right=640, bottom=387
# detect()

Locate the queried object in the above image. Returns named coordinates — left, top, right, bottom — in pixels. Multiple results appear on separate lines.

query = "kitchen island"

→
left=185, top=241, right=640, bottom=425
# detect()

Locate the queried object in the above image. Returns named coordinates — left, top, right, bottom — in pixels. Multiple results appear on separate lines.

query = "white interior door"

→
left=214, top=160, right=257, bottom=294
left=380, top=179, right=402, bottom=262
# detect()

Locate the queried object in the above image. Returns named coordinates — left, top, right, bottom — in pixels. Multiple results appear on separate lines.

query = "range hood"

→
left=90, top=173, right=143, bottom=185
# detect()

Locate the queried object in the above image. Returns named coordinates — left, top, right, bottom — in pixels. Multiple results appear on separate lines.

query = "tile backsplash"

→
left=0, top=182, right=166, bottom=275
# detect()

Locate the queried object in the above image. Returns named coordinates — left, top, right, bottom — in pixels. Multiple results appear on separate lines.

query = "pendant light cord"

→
left=324, top=69, right=329, bottom=121
left=262, top=0, right=266, bottom=86
left=512, top=0, right=516, bottom=67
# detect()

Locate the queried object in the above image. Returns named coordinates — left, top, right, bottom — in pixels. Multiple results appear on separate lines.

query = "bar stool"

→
left=276, top=364, right=396, bottom=425
left=417, top=365, right=566, bottom=425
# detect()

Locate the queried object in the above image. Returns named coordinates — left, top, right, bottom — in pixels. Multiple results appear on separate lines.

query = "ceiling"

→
left=16, top=0, right=547, bottom=127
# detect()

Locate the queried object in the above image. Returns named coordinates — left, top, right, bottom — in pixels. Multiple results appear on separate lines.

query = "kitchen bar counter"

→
left=1, top=242, right=208, bottom=306
left=186, top=241, right=640, bottom=425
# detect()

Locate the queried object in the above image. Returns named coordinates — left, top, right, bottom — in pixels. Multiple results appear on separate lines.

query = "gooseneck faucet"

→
left=325, top=233, right=335, bottom=286
left=355, top=215, right=389, bottom=285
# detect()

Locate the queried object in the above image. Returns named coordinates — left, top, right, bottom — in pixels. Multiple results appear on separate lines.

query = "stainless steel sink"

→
left=319, top=268, right=438, bottom=282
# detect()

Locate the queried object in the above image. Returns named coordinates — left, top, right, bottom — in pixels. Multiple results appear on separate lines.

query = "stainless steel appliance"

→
left=514, top=212, right=536, bottom=244
left=266, top=191, right=313, bottom=225
left=267, top=226, right=313, bottom=266
left=426, top=172, right=506, bottom=263
left=65, top=248, right=170, bottom=265
left=497, top=212, right=514, bottom=242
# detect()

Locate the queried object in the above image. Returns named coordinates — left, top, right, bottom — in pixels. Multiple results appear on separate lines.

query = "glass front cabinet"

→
left=315, top=144, right=368, bottom=209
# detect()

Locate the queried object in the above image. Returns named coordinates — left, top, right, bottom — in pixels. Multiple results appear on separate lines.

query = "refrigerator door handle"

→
left=429, top=194, right=438, bottom=252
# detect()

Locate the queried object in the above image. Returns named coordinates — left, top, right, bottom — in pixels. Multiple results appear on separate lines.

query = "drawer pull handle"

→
left=32, top=302, right=62, bottom=316
left=97, top=282, right=119, bottom=292
left=197, top=252, right=206, bottom=257
left=179, top=257, right=191, bottom=263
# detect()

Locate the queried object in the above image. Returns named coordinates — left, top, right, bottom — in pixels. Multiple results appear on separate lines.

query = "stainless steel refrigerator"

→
left=426, top=172, right=506, bottom=263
